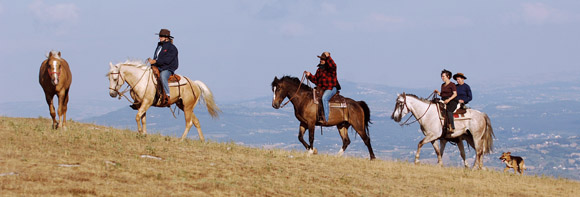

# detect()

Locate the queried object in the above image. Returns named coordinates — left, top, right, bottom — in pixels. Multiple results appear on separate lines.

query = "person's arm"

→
left=306, top=70, right=317, bottom=83
left=465, top=85, right=473, bottom=103
left=326, top=55, right=336, bottom=70
left=446, top=91, right=457, bottom=104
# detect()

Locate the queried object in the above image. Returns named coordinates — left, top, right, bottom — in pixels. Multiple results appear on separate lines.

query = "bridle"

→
left=108, top=64, right=150, bottom=104
left=398, top=92, right=438, bottom=126
left=278, top=72, right=308, bottom=108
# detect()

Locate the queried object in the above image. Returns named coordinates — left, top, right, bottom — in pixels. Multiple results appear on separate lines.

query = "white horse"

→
left=391, top=93, right=494, bottom=169
left=107, top=60, right=220, bottom=141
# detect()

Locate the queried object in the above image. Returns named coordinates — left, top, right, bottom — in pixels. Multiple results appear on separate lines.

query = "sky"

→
left=1, top=0, right=580, bottom=103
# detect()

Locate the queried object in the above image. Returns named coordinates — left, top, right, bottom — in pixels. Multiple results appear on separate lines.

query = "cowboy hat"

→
left=317, top=52, right=329, bottom=59
left=155, top=29, right=174, bottom=38
left=453, top=72, right=467, bottom=80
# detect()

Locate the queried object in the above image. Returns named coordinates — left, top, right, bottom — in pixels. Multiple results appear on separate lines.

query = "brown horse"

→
left=107, top=60, right=220, bottom=141
left=271, top=76, right=375, bottom=160
left=38, top=50, right=72, bottom=130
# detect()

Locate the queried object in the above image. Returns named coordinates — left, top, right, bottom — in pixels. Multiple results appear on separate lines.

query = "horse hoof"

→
left=337, top=149, right=344, bottom=157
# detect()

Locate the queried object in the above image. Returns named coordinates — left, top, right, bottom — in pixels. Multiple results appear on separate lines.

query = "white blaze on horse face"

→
left=52, top=60, right=59, bottom=85
left=272, top=86, right=277, bottom=101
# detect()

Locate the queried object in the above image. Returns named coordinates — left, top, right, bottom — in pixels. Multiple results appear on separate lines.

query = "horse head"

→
left=271, top=76, right=287, bottom=109
left=46, top=51, right=63, bottom=85
left=107, top=62, right=124, bottom=98
left=391, top=93, right=410, bottom=122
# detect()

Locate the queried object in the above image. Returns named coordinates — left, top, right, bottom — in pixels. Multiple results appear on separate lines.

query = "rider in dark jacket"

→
left=148, top=29, right=178, bottom=106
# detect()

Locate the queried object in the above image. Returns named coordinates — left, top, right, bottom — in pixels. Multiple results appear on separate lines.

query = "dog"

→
left=499, top=152, right=526, bottom=175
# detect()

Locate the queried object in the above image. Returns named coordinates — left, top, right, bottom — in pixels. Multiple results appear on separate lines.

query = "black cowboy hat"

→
left=453, top=72, right=467, bottom=80
left=317, top=52, right=328, bottom=60
left=155, top=29, right=174, bottom=39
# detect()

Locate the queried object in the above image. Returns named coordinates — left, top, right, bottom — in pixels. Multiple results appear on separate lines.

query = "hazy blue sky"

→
left=1, top=0, right=579, bottom=103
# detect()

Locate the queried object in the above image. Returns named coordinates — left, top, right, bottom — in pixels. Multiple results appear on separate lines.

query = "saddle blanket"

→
left=168, top=75, right=188, bottom=86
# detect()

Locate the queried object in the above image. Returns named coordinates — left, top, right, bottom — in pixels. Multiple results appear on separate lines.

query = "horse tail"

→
left=357, top=101, right=372, bottom=136
left=482, top=113, right=495, bottom=155
left=193, top=80, right=221, bottom=119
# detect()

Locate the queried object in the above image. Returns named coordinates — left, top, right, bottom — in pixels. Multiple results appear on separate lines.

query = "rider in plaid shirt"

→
left=305, top=52, right=340, bottom=123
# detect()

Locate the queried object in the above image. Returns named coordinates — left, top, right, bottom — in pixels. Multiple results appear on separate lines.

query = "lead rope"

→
left=399, top=92, right=437, bottom=126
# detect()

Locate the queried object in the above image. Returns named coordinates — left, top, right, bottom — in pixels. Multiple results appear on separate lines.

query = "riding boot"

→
left=447, top=124, right=454, bottom=132
left=163, top=95, right=171, bottom=107
left=129, top=103, right=140, bottom=110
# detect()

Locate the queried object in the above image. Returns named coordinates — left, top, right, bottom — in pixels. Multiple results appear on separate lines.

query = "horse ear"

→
left=58, top=51, right=61, bottom=57
left=507, top=152, right=511, bottom=154
left=274, top=76, right=278, bottom=82
left=109, top=62, right=114, bottom=69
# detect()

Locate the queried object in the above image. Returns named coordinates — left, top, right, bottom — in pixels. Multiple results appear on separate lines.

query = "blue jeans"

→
left=160, top=70, right=172, bottom=96
left=321, top=87, right=337, bottom=121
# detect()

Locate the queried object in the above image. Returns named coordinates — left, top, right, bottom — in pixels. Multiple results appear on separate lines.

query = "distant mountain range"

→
left=2, top=80, right=579, bottom=180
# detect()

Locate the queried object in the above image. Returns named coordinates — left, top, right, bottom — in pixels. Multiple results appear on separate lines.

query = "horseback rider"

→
left=434, top=69, right=458, bottom=133
left=148, top=28, right=179, bottom=107
left=305, top=52, right=340, bottom=124
left=453, top=72, right=472, bottom=110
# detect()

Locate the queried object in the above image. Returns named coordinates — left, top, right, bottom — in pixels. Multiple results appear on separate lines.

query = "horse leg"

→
left=457, top=139, right=468, bottom=168
left=473, top=139, right=484, bottom=170
left=136, top=105, right=150, bottom=135
left=437, top=139, right=446, bottom=166
left=182, top=109, right=204, bottom=142
left=307, top=125, right=317, bottom=154
left=57, top=90, right=68, bottom=130
left=297, top=123, right=309, bottom=150
left=354, top=125, right=375, bottom=160
left=44, top=93, right=57, bottom=129
left=336, top=124, right=350, bottom=157
left=415, top=135, right=439, bottom=164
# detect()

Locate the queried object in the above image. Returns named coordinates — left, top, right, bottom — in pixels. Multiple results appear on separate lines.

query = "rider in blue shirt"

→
left=453, top=73, right=472, bottom=109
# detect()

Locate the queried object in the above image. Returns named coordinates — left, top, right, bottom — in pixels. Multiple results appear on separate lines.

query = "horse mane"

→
left=273, top=75, right=313, bottom=91
left=46, top=50, right=61, bottom=59
left=404, top=93, right=433, bottom=103
left=118, top=59, right=149, bottom=70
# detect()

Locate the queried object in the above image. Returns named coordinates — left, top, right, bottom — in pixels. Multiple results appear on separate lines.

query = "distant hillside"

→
left=1, top=117, right=579, bottom=196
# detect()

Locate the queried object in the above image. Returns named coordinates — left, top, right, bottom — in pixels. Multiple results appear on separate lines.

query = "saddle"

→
left=151, top=66, right=185, bottom=107
left=312, top=88, right=347, bottom=107
left=151, top=66, right=181, bottom=83
left=435, top=100, right=471, bottom=120
left=313, top=88, right=348, bottom=124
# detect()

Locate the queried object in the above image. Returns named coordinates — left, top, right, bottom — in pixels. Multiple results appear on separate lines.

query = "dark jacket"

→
left=153, top=41, right=179, bottom=73
left=456, top=83, right=472, bottom=104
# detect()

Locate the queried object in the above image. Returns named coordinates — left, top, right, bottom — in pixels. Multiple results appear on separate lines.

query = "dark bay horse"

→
left=39, top=50, right=72, bottom=130
left=271, top=76, right=375, bottom=160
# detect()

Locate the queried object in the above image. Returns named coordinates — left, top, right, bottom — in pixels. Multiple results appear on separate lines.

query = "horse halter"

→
left=398, top=92, right=436, bottom=126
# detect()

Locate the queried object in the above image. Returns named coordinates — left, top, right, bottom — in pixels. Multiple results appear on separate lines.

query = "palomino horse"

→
left=391, top=93, right=495, bottom=169
left=107, top=60, right=220, bottom=141
left=39, top=50, right=72, bottom=130
left=271, top=76, right=375, bottom=160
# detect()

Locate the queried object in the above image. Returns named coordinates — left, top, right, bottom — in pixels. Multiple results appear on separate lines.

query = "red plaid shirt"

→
left=307, top=56, right=338, bottom=90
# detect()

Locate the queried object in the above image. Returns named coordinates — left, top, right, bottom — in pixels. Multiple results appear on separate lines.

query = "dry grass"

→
left=1, top=116, right=579, bottom=196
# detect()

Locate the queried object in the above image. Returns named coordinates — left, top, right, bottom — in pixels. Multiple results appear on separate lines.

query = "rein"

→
left=399, top=92, right=437, bottom=126
left=109, top=65, right=151, bottom=105
left=279, top=72, right=308, bottom=108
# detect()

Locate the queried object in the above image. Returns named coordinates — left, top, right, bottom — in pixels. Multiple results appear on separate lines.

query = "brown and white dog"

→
left=499, top=152, right=526, bottom=175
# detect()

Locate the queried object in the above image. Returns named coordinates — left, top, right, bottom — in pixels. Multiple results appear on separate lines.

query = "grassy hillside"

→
left=1, top=117, right=578, bottom=196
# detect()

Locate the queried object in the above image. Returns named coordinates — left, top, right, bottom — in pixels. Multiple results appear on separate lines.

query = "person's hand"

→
left=459, top=100, right=464, bottom=103
left=148, top=58, right=156, bottom=64
left=444, top=99, right=449, bottom=104
left=324, top=52, right=330, bottom=57
left=304, top=71, right=311, bottom=77
left=433, top=89, right=439, bottom=94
